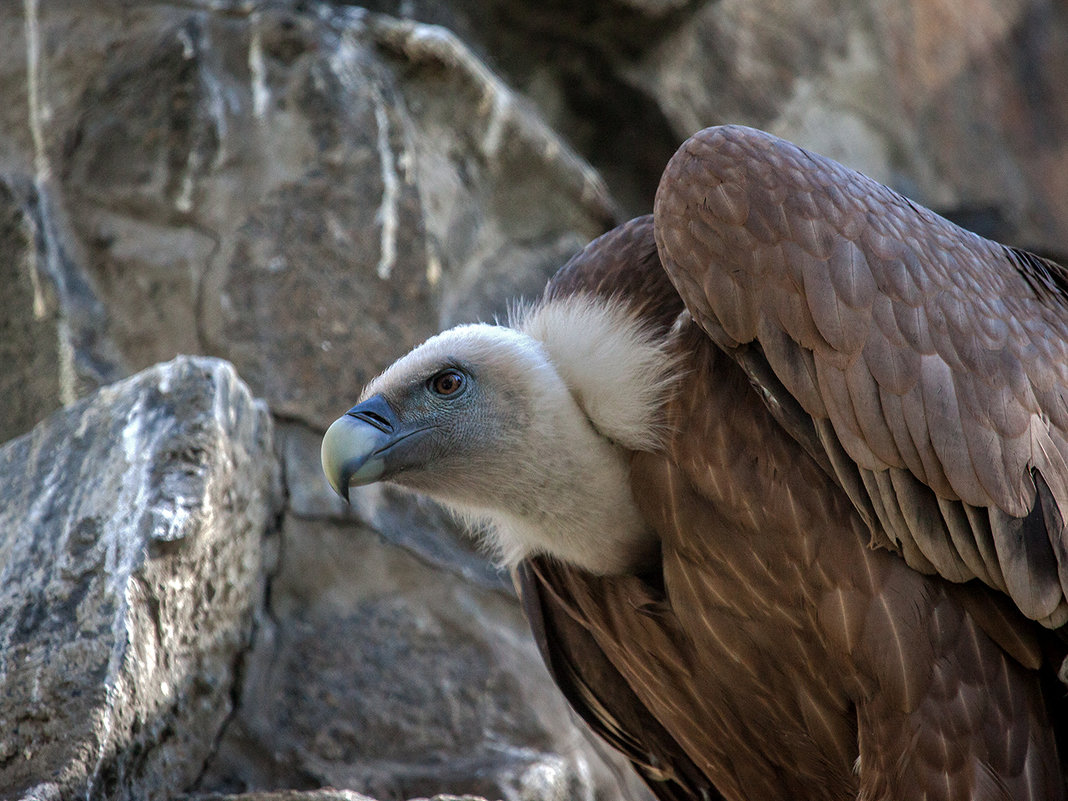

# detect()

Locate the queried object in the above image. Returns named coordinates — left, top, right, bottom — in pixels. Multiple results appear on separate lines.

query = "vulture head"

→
left=321, top=296, right=679, bottom=574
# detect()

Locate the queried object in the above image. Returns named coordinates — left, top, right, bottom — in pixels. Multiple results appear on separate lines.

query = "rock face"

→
left=25, top=3, right=616, bottom=434
left=2, top=1, right=1068, bottom=801
left=198, top=517, right=635, bottom=801
left=0, top=356, right=277, bottom=801
left=619, top=0, right=1068, bottom=251
left=0, top=175, right=123, bottom=445
left=190, top=791, right=483, bottom=801
left=371, top=0, right=1068, bottom=253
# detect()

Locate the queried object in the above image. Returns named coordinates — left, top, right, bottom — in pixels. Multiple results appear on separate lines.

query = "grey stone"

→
left=619, top=0, right=1068, bottom=249
left=5, top=3, right=1067, bottom=801
left=12, top=3, right=616, bottom=432
left=0, top=175, right=123, bottom=442
left=187, top=791, right=484, bottom=801
left=0, top=4, right=643, bottom=799
left=189, top=791, right=380, bottom=801
left=370, top=0, right=1068, bottom=251
left=0, top=176, right=64, bottom=443
left=196, top=518, right=649, bottom=801
left=0, top=356, right=279, bottom=801
left=357, top=0, right=694, bottom=216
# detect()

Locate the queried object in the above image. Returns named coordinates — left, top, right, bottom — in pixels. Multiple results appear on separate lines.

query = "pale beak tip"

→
left=321, top=414, right=388, bottom=502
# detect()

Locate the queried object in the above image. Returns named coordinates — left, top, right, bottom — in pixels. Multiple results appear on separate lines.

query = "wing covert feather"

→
left=653, top=125, right=1068, bottom=626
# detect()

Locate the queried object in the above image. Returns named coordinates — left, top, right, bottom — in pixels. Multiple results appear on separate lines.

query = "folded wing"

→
left=653, top=125, right=1068, bottom=627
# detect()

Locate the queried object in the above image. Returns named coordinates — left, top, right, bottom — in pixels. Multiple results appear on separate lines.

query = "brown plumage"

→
left=322, top=126, right=1068, bottom=801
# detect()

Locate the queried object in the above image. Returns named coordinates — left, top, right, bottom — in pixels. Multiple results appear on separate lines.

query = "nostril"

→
left=350, top=409, right=394, bottom=434
left=344, top=395, right=398, bottom=435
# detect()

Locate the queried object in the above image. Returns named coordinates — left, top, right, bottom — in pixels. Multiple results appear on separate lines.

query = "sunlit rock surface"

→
left=0, top=356, right=277, bottom=801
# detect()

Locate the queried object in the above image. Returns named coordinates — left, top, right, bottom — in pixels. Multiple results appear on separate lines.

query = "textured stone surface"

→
left=37, top=4, right=616, bottom=432
left=0, top=175, right=123, bottom=444
left=0, top=176, right=64, bottom=443
left=357, top=0, right=694, bottom=215
left=0, top=356, right=278, bottom=801
left=373, top=0, right=1068, bottom=252
left=196, top=517, right=646, bottom=801
left=190, top=792, right=380, bottom=801
left=627, top=0, right=1068, bottom=250
left=0, top=3, right=638, bottom=799
left=189, top=791, right=486, bottom=801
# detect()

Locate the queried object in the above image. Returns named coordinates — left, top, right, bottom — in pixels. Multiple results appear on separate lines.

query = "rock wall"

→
left=1, top=1, right=1066, bottom=801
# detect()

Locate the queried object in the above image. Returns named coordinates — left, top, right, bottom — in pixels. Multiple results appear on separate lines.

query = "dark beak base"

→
left=321, top=395, right=400, bottom=502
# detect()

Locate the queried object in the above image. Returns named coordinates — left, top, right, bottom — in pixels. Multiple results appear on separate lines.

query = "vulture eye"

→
left=429, top=369, right=466, bottom=397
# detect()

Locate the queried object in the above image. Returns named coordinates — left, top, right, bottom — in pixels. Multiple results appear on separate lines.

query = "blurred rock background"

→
left=0, top=1, right=1065, bottom=800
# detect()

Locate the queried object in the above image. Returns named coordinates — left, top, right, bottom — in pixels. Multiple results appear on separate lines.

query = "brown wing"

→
left=516, top=559, right=723, bottom=801
left=635, top=318, right=1063, bottom=801
left=653, top=125, right=1068, bottom=627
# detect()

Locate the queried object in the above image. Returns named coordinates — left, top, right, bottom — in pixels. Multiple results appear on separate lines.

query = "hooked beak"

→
left=321, top=394, right=415, bottom=502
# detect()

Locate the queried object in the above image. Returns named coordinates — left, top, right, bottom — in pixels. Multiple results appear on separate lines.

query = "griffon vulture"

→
left=321, top=125, right=1068, bottom=801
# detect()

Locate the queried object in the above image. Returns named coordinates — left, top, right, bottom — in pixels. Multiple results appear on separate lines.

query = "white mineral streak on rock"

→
left=178, top=25, right=195, bottom=59
left=372, top=94, right=399, bottom=280
left=426, top=247, right=442, bottom=287
left=175, top=30, right=200, bottom=214
left=20, top=0, right=45, bottom=324
left=395, top=21, right=516, bottom=160
left=41, top=225, right=76, bottom=406
left=480, top=83, right=513, bottom=159
left=202, top=39, right=231, bottom=171
left=24, top=235, right=46, bottom=319
left=176, top=24, right=231, bottom=208
left=89, top=386, right=163, bottom=798
left=100, top=466, right=194, bottom=789
left=328, top=30, right=401, bottom=281
left=371, top=16, right=612, bottom=215
left=518, top=756, right=575, bottom=801
left=249, top=12, right=270, bottom=119
left=23, top=0, right=49, bottom=183
left=23, top=0, right=77, bottom=406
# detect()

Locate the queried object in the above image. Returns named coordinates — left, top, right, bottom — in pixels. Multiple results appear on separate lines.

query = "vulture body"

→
left=321, top=126, right=1068, bottom=801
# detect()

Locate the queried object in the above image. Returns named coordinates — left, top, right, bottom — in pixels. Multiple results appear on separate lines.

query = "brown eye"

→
left=429, top=369, right=465, bottom=397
